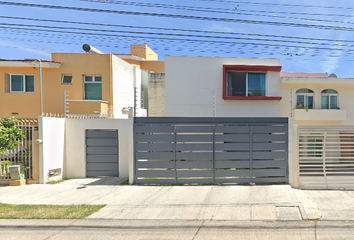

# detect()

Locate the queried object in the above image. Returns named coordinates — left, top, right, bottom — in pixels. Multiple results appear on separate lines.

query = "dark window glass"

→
left=227, top=72, right=246, bottom=96
left=11, top=75, right=24, bottom=92
left=62, top=75, right=72, bottom=84
left=25, top=75, right=34, bottom=92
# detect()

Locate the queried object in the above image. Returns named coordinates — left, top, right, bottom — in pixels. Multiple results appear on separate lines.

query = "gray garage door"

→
left=134, top=117, right=288, bottom=185
left=86, top=130, right=119, bottom=177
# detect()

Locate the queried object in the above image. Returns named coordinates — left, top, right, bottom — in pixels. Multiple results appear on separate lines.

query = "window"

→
left=299, top=135, right=323, bottom=158
left=222, top=65, right=282, bottom=100
left=84, top=75, right=102, bottom=100
left=308, top=138, right=323, bottom=157
left=226, top=72, right=266, bottom=96
left=321, top=89, right=338, bottom=109
left=62, top=75, right=72, bottom=84
left=6, top=74, right=34, bottom=93
left=296, top=88, right=314, bottom=109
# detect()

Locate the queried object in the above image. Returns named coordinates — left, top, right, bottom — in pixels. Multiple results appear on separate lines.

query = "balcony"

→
left=67, top=100, right=109, bottom=117
left=294, top=109, right=346, bottom=121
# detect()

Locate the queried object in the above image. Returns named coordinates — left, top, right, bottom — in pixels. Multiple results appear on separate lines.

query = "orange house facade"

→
left=0, top=45, right=164, bottom=119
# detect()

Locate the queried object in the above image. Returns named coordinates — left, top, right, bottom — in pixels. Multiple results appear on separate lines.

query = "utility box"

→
left=9, top=165, right=25, bottom=180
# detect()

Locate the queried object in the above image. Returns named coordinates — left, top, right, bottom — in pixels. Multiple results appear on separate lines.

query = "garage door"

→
left=134, top=117, right=288, bottom=185
left=86, top=130, right=119, bottom=177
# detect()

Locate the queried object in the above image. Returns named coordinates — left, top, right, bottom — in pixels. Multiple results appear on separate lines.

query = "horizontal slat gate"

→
left=86, top=130, right=119, bottom=177
left=299, top=129, right=354, bottom=189
left=134, top=118, right=288, bottom=184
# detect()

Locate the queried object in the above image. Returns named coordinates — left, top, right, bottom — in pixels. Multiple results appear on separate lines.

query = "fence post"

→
left=37, top=117, right=44, bottom=184
left=29, top=128, right=39, bottom=184
left=213, top=125, right=215, bottom=184
left=129, top=116, right=135, bottom=185
left=174, top=125, right=177, bottom=185
left=292, top=124, right=300, bottom=188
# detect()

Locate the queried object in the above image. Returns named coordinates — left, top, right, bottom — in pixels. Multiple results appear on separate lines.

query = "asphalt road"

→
left=1, top=219, right=354, bottom=240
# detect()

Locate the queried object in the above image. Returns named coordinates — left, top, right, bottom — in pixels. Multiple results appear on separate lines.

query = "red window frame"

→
left=222, top=65, right=282, bottom=100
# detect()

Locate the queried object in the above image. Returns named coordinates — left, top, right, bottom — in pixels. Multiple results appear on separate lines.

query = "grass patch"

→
left=46, top=179, right=70, bottom=185
left=120, top=180, right=130, bottom=185
left=0, top=203, right=105, bottom=219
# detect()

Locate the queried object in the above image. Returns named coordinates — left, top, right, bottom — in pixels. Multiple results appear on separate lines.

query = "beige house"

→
left=279, top=72, right=354, bottom=189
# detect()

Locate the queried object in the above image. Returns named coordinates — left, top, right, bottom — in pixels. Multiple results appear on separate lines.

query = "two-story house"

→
left=162, top=55, right=354, bottom=189
left=0, top=44, right=164, bottom=119
left=279, top=72, right=354, bottom=189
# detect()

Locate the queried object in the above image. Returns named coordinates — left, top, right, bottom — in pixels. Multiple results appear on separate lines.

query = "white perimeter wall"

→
left=64, top=118, right=133, bottom=180
left=38, top=117, right=65, bottom=183
left=165, top=56, right=281, bottom=117
left=112, top=54, right=139, bottom=119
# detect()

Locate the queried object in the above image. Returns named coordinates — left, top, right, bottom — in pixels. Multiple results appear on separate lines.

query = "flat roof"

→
left=0, top=59, right=61, bottom=68
left=281, top=72, right=328, bottom=78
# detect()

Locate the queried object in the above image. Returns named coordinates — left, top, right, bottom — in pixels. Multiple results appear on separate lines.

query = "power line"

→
left=189, top=0, right=354, bottom=11
left=2, top=22, right=354, bottom=49
left=0, top=33, right=348, bottom=59
left=1, top=25, right=354, bottom=52
left=77, top=0, right=354, bottom=26
left=91, top=0, right=354, bottom=19
left=238, top=8, right=354, bottom=19
left=2, top=15, right=354, bottom=44
left=0, top=1, right=353, bottom=32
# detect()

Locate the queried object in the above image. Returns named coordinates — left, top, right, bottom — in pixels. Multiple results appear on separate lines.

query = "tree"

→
left=0, top=117, right=24, bottom=154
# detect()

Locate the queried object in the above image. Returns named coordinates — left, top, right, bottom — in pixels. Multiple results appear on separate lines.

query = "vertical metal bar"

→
left=290, top=89, right=293, bottom=117
left=64, top=90, right=66, bottom=118
left=133, top=123, right=137, bottom=184
left=30, top=125, right=34, bottom=179
left=22, top=124, right=26, bottom=178
left=323, top=132, right=328, bottom=189
left=250, top=126, right=253, bottom=184
left=213, top=125, right=215, bottom=184
left=134, top=87, right=137, bottom=117
left=174, top=125, right=177, bottom=185
left=19, top=123, right=24, bottom=166
left=285, top=122, right=289, bottom=184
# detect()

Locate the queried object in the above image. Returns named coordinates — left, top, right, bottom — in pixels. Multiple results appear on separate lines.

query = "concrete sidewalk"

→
left=0, top=178, right=354, bottom=221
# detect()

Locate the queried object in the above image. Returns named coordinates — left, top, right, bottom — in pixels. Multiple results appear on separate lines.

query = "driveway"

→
left=1, top=178, right=354, bottom=221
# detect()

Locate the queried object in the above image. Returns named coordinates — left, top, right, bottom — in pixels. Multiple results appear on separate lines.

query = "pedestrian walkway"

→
left=0, top=178, right=354, bottom=221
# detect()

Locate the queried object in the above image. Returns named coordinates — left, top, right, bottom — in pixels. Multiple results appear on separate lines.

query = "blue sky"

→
left=1, top=0, right=354, bottom=77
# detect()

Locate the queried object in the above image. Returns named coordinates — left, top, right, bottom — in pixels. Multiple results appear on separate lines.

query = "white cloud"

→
left=0, top=40, right=51, bottom=59
left=321, top=56, right=340, bottom=74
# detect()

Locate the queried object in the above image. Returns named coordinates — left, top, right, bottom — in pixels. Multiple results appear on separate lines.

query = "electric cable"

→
left=1, top=25, right=354, bottom=52
left=0, top=1, right=353, bottom=32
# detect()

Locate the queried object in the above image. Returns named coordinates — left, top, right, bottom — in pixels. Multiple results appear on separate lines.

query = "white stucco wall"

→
left=38, top=117, right=65, bottom=183
left=112, top=55, right=136, bottom=119
left=64, top=118, right=133, bottom=179
left=165, top=56, right=282, bottom=117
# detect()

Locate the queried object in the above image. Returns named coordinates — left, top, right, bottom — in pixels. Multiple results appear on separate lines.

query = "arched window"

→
left=296, top=88, right=314, bottom=109
left=321, top=89, right=338, bottom=109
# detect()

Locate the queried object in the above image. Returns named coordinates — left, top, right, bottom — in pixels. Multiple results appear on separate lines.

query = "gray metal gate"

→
left=86, top=130, right=119, bottom=177
left=134, top=118, right=288, bottom=184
